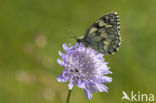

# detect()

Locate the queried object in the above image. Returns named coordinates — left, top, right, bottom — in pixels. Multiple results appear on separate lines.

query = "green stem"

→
left=66, top=89, right=72, bottom=103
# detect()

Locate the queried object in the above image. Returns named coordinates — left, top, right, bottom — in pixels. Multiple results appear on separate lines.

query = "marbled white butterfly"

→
left=76, top=12, right=121, bottom=54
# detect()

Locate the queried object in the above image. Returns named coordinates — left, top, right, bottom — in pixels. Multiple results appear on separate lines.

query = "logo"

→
left=121, top=91, right=154, bottom=102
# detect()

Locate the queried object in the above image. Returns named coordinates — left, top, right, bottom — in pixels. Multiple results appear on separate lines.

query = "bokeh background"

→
left=0, top=0, right=156, bottom=103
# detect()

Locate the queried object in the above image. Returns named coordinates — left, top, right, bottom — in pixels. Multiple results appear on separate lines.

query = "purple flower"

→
left=57, top=43, right=112, bottom=100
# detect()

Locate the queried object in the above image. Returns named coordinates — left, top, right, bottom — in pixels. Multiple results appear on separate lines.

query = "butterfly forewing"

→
left=82, top=12, right=121, bottom=54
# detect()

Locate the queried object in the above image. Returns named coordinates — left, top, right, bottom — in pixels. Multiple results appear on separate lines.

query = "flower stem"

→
left=66, top=89, right=72, bottom=103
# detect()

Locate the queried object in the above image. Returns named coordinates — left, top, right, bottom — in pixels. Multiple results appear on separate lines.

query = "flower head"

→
left=57, top=43, right=112, bottom=99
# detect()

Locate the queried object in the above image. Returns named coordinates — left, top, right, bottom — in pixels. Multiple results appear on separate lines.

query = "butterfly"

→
left=76, top=12, right=121, bottom=54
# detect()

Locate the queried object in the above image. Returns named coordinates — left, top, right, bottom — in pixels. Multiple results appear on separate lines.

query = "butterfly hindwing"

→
left=83, top=12, right=121, bottom=54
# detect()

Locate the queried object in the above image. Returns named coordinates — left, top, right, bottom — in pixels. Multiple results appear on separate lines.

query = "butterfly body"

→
left=76, top=12, right=121, bottom=54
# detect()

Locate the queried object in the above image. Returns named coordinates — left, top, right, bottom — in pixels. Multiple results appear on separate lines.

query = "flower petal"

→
left=95, top=83, right=108, bottom=92
left=84, top=88, right=92, bottom=100
left=101, top=76, right=112, bottom=83
left=57, top=58, right=64, bottom=66
left=62, top=43, right=69, bottom=52
left=58, top=50, right=62, bottom=56
left=89, top=86, right=97, bottom=93
left=77, top=79, right=86, bottom=88
left=57, top=73, right=69, bottom=82
left=68, top=78, right=75, bottom=90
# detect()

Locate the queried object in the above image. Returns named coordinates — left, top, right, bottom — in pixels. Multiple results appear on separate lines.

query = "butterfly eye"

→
left=76, top=38, right=81, bottom=43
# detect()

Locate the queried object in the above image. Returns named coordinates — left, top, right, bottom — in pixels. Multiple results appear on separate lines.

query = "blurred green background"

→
left=0, top=0, right=156, bottom=103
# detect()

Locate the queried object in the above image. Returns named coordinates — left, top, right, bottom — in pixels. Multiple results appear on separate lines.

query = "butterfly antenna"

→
left=65, top=36, right=78, bottom=39
left=65, top=28, right=80, bottom=39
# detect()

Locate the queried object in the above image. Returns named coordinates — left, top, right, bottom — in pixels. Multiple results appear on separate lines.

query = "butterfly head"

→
left=76, top=36, right=83, bottom=43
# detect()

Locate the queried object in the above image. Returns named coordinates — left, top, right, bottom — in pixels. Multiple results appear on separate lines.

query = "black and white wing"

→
left=83, top=12, right=121, bottom=54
